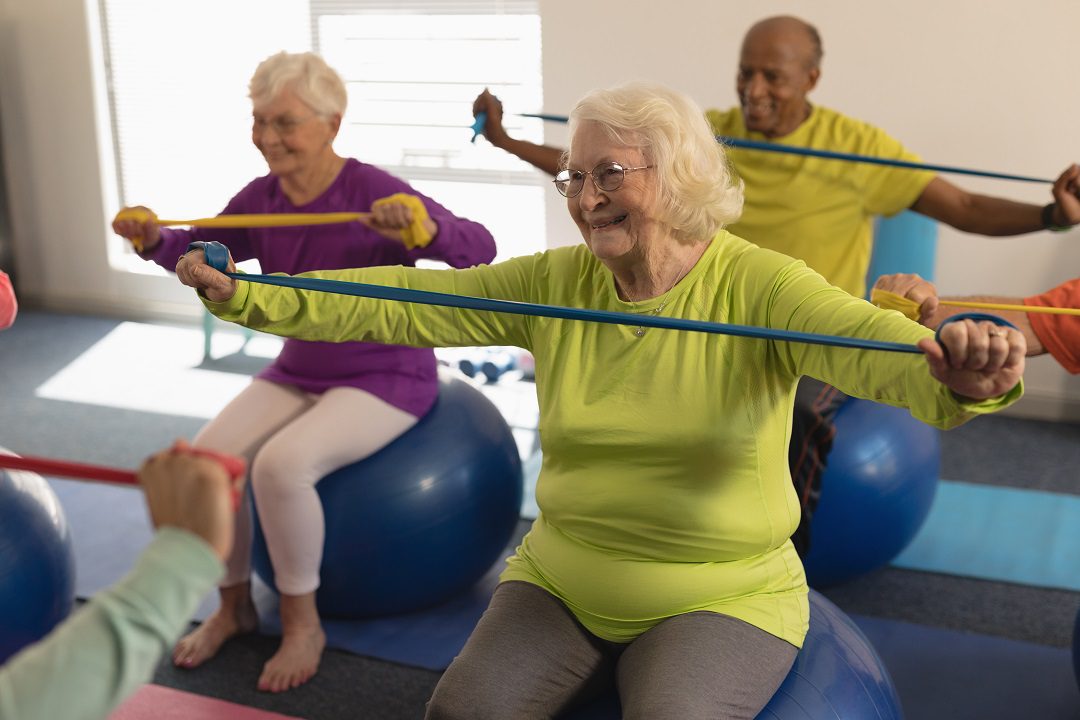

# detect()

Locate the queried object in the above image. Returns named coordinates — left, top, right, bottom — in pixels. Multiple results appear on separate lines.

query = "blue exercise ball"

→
left=757, top=590, right=902, bottom=718
left=803, top=398, right=939, bottom=588
left=0, top=466, right=76, bottom=663
left=252, top=372, right=523, bottom=618
left=562, top=590, right=901, bottom=719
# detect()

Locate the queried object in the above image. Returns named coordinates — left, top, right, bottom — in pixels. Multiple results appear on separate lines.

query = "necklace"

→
left=624, top=252, right=696, bottom=338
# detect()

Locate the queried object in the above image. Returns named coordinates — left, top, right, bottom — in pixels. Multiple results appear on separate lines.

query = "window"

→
left=97, top=0, right=545, bottom=274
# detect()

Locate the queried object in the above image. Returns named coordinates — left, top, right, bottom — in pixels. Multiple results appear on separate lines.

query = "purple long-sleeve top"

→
left=145, top=158, right=497, bottom=417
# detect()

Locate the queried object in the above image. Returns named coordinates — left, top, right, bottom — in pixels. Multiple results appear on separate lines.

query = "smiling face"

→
left=566, top=121, right=669, bottom=267
left=736, top=19, right=820, bottom=138
left=251, top=86, right=340, bottom=179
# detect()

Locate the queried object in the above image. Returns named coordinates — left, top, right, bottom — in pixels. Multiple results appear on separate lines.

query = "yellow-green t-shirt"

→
left=204, top=232, right=1019, bottom=646
left=707, top=105, right=935, bottom=297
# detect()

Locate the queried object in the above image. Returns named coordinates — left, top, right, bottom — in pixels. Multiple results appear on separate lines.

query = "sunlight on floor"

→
left=34, top=322, right=282, bottom=419
left=31, top=321, right=542, bottom=449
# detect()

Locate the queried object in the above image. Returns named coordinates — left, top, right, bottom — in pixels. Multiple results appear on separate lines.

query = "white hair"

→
left=249, top=51, right=347, bottom=117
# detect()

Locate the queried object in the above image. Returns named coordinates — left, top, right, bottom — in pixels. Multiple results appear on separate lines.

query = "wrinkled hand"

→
left=175, top=246, right=237, bottom=303
left=1051, top=164, right=1080, bottom=227
left=363, top=194, right=437, bottom=247
left=112, top=206, right=161, bottom=253
left=138, top=440, right=245, bottom=561
left=917, top=318, right=1025, bottom=401
left=472, top=88, right=509, bottom=147
left=873, top=273, right=939, bottom=325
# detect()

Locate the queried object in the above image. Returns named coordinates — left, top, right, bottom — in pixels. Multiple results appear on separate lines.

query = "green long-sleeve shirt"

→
left=0, top=528, right=223, bottom=720
left=203, top=230, right=1020, bottom=646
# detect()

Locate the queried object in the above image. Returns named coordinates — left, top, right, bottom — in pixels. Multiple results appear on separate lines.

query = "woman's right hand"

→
left=872, top=273, right=940, bottom=325
left=138, top=440, right=243, bottom=561
left=175, top=244, right=238, bottom=303
left=112, top=206, right=162, bottom=253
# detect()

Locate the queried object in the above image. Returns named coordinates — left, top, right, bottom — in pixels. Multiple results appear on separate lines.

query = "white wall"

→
left=2, top=0, right=1079, bottom=417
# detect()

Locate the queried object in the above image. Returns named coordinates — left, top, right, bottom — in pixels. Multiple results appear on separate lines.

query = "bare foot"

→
left=173, top=600, right=258, bottom=669
left=257, top=625, right=327, bottom=692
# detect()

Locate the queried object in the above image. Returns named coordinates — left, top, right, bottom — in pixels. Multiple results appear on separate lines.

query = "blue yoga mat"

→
left=48, top=478, right=521, bottom=672
left=892, top=480, right=1080, bottom=591
left=853, top=615, right=1079, bottom=720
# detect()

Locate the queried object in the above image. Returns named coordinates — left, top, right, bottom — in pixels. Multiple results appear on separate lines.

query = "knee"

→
left=425, top=676, right=494, bottom=720
left=425, top=662, right=528, bottom=720
left=249, top=445, right=315, bottom=499
left=424, top=686, right=473, bottom=720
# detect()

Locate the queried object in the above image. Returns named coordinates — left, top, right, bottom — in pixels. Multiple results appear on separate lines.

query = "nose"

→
left=254, top=122, right=283, bottom=144
left=576, top=176, right=607, bottom=211
left=742, top=72, right=767, bottom=100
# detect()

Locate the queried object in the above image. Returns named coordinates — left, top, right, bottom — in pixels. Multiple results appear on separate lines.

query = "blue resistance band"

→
left=194, top=241, right=920, bottom=355
left=471, top=112, right=1052, bottom=185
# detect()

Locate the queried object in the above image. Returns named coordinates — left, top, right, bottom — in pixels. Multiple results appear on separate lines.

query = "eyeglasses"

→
left=252, top=114, right=318, bottom=137
left=553, top=162, right=654, bottom=198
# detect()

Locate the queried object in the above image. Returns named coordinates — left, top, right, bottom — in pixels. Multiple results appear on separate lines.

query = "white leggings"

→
left=193, top=379, right=419, bottom=595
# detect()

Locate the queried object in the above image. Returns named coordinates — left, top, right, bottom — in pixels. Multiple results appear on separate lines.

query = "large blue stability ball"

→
left=0, top=466, right=76, bottom=663
left=757, top=590, right=901, bottom=718
left=562, top=590, right=902, bottom=719
left=802, top=398, right=939, bottom=588
left=252, top=372, right=523, bottom=618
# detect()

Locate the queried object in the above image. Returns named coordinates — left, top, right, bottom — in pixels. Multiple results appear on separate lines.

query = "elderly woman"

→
left=176, top=82, right=1023, bottom=718
left=111, top=51, right=496, bottom=693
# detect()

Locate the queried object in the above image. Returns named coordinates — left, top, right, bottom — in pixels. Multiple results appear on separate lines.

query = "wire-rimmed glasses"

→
left=553, top=162, right=654, bottom=198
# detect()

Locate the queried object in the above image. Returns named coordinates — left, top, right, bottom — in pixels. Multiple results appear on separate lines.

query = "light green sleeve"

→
left=751, top=252, right=1022, bottom=428
left=203, top=254, right=544, bottom=351
left=0, top=528, right=223, bottom=720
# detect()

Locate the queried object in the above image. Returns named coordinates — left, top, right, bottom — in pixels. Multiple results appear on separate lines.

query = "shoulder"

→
left=806, top=105, right=907, bottom=153
left=235, top=172, right=277, bottom=197
left=507, top=244, right=593, bottom=279
left=714, top=230, right=818, bottom=290
left=705, top=106, right=742, bottom=135
left=331, top=158, right=418, bottom=204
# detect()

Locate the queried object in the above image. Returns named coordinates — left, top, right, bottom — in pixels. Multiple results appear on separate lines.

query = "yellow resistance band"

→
left=115, top=193, right=433, bottom=252
left=871, top=288, right=1080, bottom=320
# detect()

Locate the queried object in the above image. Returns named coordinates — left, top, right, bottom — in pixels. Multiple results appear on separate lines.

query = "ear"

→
left=805, top=67, right=821, bottom=93
left=327, top=113, right=343, bottom=139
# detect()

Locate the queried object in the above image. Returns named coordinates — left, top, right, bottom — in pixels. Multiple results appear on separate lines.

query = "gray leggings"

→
left=426, top=581, right=798, bottom=720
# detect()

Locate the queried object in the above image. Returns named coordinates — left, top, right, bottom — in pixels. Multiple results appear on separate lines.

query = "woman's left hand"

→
left=917, top=318, right=1025, bottom=401
left=364, top=195, right=438, bottom=246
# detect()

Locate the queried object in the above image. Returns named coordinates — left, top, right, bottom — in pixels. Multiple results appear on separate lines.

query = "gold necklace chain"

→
left=625, top=253, right=696, bottom=338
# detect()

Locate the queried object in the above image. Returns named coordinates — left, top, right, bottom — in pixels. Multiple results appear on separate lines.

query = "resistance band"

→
left=114, top=193, right=434, bottom=252
left=195, top=240, right=965, bottom=356
left=470, top=112, right=1052, bottom=184
left=0, top=449, right=246, bottom=509
left=872, top=288, right=1080, bottom=320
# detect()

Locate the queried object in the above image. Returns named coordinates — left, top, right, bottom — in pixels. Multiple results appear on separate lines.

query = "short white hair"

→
left=568, top=82, right=744, bottom=243
left=249, top=51, right=347, bottom=117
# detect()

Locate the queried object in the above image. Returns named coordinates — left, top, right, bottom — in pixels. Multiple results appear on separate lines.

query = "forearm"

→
left=0, top=529, right=222, bottom=720
left=911, top=177, right=1046, bottom=236
left=205, top=263, right=533, bottom=350
left=925, top=296, right=1044, bottom=355
left=491, top=136, right=563, bottom=177
left=776, top=268, right=1021, bottom=426
left=918, top=191, right=1044, bottom=235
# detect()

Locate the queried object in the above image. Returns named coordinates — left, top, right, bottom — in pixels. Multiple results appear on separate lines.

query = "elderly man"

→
left=472, top=14, right=1079, bottom=559
left=474, top=15, right=1079, bottom=297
